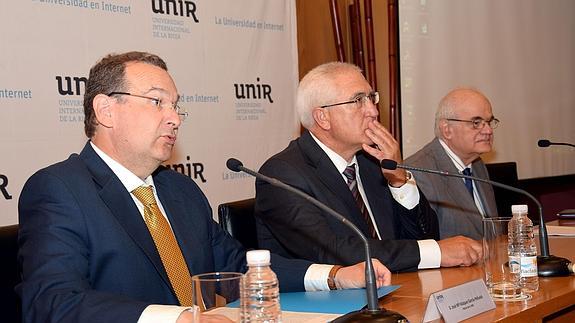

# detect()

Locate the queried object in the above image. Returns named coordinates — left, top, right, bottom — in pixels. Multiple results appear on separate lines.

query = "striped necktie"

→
left=462, top=168, right=474, bottom=198
left=343, top=164, right=378, bottom=239
left=132, top=185, right=192, bottom=306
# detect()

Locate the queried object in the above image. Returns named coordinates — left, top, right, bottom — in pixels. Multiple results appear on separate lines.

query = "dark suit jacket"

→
left=404, top=138, right=498, bottom=240
left=255, top=131, right=439, bottom=272
left=17, top=142, right=310, bottom=323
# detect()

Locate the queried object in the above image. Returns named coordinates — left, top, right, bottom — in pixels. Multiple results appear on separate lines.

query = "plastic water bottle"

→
left=507, top=204, right=539, bottom=292
left=240, top=250, right=281, bottom=322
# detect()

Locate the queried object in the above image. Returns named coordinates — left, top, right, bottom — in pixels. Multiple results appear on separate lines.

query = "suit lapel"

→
left=79, top=143, right=174, bottom=292
left=153, top=172, right=200, bottom=274
left=357, top=152, right=395, bottom=238
left=298, top=132, right=373, bottom=232
left=430, top=139, right=477, bottom=209
left=472, top=160, right=499, bottom=217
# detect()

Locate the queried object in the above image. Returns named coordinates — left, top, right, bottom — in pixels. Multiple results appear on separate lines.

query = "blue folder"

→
left=228, top=285, right=400, bottom=314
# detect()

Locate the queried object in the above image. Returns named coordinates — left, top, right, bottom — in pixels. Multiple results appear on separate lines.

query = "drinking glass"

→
left=191, top=272, right=242, bottom=321
left=482, top=217, right=522, bottom=300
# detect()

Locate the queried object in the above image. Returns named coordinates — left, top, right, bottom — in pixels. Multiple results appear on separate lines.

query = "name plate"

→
left=423, top=279, right=495, bottom=322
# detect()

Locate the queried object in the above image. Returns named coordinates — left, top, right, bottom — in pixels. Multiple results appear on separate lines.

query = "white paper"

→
left=207, top=307, right=341, bottom=322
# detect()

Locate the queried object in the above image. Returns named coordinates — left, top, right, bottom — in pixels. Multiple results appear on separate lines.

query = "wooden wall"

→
left=295, top=0, right=391, bottom=128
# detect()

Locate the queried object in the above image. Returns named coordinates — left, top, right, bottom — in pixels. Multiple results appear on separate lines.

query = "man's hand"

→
left=362, top=120, right=407, bottom=187
left=438, top=236, right=483, bottom=267
left=334, top=259, right=392, bottom=289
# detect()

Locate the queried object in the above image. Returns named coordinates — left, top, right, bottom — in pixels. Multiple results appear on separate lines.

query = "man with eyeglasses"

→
left=255, top=62, right=482, bottom=274
left=17, top=53, right=393, bottom=323
left=405, top=88, right=499, bottom=240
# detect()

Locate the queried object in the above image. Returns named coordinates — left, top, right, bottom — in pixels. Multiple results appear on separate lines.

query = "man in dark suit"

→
left=17, top=52, right=391, bottom=323
left=405, top=88, right=499, bottom=240
left=255, top=62, right=483, bottom=273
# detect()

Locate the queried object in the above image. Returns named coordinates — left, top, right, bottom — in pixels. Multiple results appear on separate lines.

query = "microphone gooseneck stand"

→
left=227, top=158, right=408, bottom=322
left=381, top=159, right=572, bottom=277
left=537, top=139, right=575, bottom=148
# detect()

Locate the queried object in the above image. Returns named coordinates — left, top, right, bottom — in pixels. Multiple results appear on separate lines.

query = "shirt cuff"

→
left=417, top=239, right=441, bottom=269
left=304, top=264, right=333, bottom=291
left=388, top=171, right=420, bottom=209
left=137, top=304, right=190, bottom=323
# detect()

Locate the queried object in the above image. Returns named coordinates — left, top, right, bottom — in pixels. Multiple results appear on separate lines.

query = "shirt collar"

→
left=438, top=138, right=471, bottom=171
left=309, top=132, right=358, bottom=174
left=90, top=141, right=154, bottom=192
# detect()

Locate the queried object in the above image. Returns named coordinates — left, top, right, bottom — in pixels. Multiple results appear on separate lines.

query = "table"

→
left=379, top=226, right=575, bottom=322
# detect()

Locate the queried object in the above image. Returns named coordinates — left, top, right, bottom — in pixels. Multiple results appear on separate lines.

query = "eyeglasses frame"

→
left=445, top=117, right=500, bottom=130
left=107, top=91, right=188, bottom=120
left=320, top=91, right=379, bottom=109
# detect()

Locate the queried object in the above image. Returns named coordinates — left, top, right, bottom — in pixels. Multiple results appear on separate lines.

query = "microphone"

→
left=538, top=139, right=575, bottom=148
left=381, top=159, right=573, bottom=277
left=537, top=139, right=551, bottom=147
left=227, top=158, right=407, bottom=322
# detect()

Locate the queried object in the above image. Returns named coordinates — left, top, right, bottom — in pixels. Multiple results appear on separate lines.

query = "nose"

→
left=481, top=121, right=494, bottom=134
left=364, top=99, right=379, bottom=118
left=165, top=107, right=182, bottom=128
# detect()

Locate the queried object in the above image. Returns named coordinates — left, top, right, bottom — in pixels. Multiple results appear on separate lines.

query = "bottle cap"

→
left=511, top=204, right=528, bottom=214
left=246, top=250, right=271, bottom=265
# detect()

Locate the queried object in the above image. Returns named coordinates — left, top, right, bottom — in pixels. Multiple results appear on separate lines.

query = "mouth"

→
left=476, top=135, right=492, bottom=142
left=162, top=134, right=177, bottom=145
left=476, top=139, right=492, bottom=145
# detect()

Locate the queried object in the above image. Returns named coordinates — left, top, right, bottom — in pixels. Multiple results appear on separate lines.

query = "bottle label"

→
left=520, top=256, right=538, bottom=277
left=509, top=255, right=520, bottom=274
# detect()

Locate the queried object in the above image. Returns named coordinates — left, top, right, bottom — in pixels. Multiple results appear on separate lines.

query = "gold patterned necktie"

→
left=132, top=185, right=192, bottom=306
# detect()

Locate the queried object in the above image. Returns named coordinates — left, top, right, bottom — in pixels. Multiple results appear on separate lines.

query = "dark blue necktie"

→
left=462, top=167, right=474, bottom=197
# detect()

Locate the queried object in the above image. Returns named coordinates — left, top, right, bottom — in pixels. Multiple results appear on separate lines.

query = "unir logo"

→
left=165, top=156, right=207, bottom=183
left=0, top=174, right=12, bottom=200
left=234, top=77, right=274, bottom=103
left=151, top=0, right=199, bottom=22
left=56, top=76, right=87, bottom=96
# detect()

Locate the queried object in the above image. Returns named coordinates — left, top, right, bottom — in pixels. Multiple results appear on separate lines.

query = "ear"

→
left=93, top=94, right=114, bottom=128
left=312, top=107, right=331, bottom=130
left=439, top=119, right=452, bottom=139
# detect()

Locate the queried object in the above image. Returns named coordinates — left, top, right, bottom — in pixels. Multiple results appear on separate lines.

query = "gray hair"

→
left=296, top=62, right=362, bottom=129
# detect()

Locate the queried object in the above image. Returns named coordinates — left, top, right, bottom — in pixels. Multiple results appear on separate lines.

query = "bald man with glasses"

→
left=405, top=88, right=500, bottom=240
left=255, top=62, right=483, bottom=273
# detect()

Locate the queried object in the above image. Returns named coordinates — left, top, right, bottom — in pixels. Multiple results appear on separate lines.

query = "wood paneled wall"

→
left=295, top=0, right=391, bottom=128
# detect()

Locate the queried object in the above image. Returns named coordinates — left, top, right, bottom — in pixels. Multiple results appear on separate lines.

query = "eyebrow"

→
left=469, top=115, right=494, bottom=120
left=142, top=87, right=181, bottom=102
left=350, top=91, right=369, bottom=99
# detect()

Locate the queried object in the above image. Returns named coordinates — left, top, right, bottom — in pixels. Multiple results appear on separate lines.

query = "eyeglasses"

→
left=107, top=92, right=188, bottom=121
left=320, top=91, right=379, bottom=109
left=446, top=117, right=500, bottom=130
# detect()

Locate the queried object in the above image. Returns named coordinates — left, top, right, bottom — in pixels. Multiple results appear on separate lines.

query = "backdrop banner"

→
left=0, top=0, right=300, bottom=225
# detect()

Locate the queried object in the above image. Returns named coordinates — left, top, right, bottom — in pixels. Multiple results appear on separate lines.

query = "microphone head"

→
left=538, top=139, right=551, bottom=147
left=380, top=159, right=398, bottom=170
left=226, top=158, right=243, bottom=172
